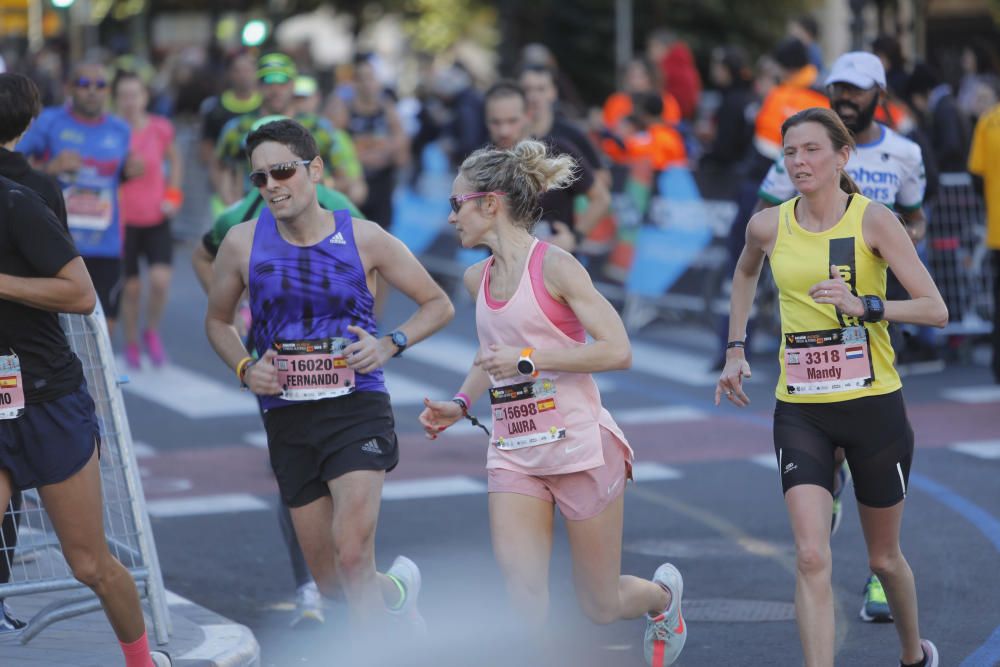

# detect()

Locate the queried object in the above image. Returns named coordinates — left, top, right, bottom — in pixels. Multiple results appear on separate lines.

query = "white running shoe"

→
left=386, top=555, right=427, bottom=636
left=150, top=650, right=171, bottom=667
left=914, top=639, right=939, bottom=667
left=290, top=582, right=325, bottom=628
left=643, top=562, right=687, bottom=666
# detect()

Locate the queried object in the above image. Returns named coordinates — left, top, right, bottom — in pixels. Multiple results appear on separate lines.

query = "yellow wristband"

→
left=235, top=356, right=253, bottom=381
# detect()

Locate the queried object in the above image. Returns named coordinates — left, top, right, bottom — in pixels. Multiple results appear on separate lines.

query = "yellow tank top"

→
left=771, top=194, right=901, bottom=403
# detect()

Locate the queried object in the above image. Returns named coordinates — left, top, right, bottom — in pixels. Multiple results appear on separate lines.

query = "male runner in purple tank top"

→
left=204, top=119, right=454, bottom=640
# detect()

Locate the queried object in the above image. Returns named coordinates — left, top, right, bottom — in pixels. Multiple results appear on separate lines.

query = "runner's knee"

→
left=577, top=593, right=620, bottom=625
left=868, top=549, right=905, bottom=580
left=65, top=547, right=116, bottom=590
left=795, top=544, right=831, bottom=578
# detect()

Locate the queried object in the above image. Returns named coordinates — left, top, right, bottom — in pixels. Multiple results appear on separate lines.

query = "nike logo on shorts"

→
left=565, top=442, right=586, bottom=455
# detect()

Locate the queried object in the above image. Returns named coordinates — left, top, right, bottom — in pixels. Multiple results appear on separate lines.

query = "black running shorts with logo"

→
left=0, top=383, right=100, bottom=490
left=772, top=389, right=914, bottom=508
left=263, top=391, right=399, bottom=507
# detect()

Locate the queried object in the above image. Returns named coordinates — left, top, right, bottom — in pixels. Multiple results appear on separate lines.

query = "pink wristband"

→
left=453, top=392, right=471, bottom=410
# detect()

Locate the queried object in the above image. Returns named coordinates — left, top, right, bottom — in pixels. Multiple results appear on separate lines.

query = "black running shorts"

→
left=124, top=220, right=173, bottom=277
left=263, top=391, right=399, bottom=507
left=0, top=383, right=100, bottom=490
left=772, top=390, right=914, bottom=508
left=83, top=257, right=123, bottom=319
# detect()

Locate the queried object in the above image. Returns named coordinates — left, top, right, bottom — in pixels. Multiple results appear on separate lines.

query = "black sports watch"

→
left=860, top=295, right=885, bottom=323
left=387, top=330, right=408, bottom=357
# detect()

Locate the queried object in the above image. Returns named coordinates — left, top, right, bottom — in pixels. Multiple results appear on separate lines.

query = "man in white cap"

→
left=751, top=51, right=929, bottom=625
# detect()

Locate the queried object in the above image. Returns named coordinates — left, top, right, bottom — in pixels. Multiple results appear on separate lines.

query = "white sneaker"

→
left=150, top=650, right=171, bottom=667
left=915, top=639, right=939, bottom=667
left=643, top=562, right=687, bottom=666
left=290, top=582, right=325, bottom=628
left=386, top=555, right=427, bottom=636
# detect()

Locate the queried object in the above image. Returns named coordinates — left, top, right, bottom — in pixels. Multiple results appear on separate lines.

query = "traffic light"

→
left=241, top=18, right=268, bottom=47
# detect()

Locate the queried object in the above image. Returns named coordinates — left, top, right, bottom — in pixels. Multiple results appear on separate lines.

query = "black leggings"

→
left=773, top=390, right=914, bottom=508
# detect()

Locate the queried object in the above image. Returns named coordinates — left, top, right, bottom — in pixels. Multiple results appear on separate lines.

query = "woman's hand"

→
left=809, top=265, right=865, bottom=318
left=418, top=398, right=464, bottom=440
left=715, top=354, right=752, bottom=407
left=474, top=343, right=525, bottom=382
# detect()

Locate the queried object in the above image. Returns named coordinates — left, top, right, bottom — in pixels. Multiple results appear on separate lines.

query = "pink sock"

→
left=120, top=631, right=153, bottom=667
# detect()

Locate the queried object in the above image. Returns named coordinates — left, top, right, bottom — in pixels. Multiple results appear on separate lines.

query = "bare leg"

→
left=857, top=501, right=924, bottom=664
left=785, top=484, right=835, bottom=667
left=565, top=493, right=669, bottom=624
left=288, top=471, right=399, bottom=626
left=488, top=492, right=555, bottom=630
left=39, top=450, right=147, bottom=641
left=145, top=265, right=173, bottom=332
left=120, top=277, right=141, bottom=347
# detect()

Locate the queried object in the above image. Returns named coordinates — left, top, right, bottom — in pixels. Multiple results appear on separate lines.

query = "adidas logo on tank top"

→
left=329, top=231, right=346, bottom=245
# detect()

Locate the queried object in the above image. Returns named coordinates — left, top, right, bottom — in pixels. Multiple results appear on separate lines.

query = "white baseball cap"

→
left=824, top=52, right=887, bottom=89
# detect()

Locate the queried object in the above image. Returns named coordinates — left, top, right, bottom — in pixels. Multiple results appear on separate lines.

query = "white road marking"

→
left=119, top=359, right=259, bottom=418
left=242, top=431, right=268, bottom=449
left=615, top=405, right=707, bottom=424
left=147, top=494, right=270, bottom=518
left=631, top=462, right=683, bottom=481
left=381, top=476, right=487, bottom=500
left=951, top=440, right=1000, bottom=459
left=132, top=441, right=157, bottom=458
left=749, top=454, right=779, bottom=470
left=628, top=340, right=726, bottom=386
left=942, top=386, right=1000, bottom=404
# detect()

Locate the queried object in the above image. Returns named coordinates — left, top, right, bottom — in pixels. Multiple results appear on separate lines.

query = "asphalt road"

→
left=120, top=241, right=1000, bottom=667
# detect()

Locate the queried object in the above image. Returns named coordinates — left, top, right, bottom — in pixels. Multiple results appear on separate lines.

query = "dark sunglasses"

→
left=248, top=159, right=313, bottom=188
left=75, top=78, right=108, bottom=90
left=449, top=191, right=507, bottom=214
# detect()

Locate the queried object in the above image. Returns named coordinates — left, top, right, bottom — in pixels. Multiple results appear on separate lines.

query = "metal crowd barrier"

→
left=928, top=172, right=995, bottom=335
left=0, top=310, right=171, bottom=645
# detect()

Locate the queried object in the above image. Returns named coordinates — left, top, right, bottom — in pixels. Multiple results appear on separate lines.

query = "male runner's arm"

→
left=715, top=207, right=776, bottom=407
left=418, top=260, right=494, bottom=438
left=204, top=222, right=280, bottom=395
left=344, top=220, right=455, bottom=374
left=474, top=246, right=629, bottom=380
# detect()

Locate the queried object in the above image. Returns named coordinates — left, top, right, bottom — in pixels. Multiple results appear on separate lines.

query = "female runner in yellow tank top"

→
left=715, top=107, right=947, bottom=667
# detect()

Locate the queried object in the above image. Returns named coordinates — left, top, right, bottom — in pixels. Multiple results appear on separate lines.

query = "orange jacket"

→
left=753, top=66, right=829, bottom=160
left=603, top=91, right=682, bottom=129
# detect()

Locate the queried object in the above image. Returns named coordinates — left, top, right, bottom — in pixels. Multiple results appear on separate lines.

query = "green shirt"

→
left=201, top=185, right=362, bottom=257
left=215, top=111, right=363, bottom=185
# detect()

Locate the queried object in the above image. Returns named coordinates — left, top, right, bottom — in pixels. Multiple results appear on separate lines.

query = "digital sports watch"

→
left=860, top=295, right=885, bottom=323
left=516, top=347, right=538, bottom=377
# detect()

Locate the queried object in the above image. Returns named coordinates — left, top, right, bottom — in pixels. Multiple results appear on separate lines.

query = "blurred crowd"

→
left=1, top=13, right=998, bottom=375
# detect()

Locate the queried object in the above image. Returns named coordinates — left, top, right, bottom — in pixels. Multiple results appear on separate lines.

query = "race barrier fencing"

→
left=0, top=310, right=171, bottom=645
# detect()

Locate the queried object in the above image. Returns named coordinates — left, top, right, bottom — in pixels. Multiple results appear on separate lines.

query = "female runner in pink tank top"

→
left=419, top=139, right=687, bottom=666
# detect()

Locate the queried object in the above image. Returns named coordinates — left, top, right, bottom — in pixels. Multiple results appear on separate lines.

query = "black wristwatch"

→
left=860, top=295, right=885, bottom=323
left=387, top=330, right=408, bottom=357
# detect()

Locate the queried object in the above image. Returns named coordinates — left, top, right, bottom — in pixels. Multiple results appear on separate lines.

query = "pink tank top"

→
left=483, top=241, right=585, bottom=342
left=476, top=238, right=631, bottom=476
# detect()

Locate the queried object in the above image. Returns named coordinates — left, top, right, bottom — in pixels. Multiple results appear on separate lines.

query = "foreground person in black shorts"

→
left=0, top=174, right=167, bottom=665
left=206, top=119, right=454, bottom=641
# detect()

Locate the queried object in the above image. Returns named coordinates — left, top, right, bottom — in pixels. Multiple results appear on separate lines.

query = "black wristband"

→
left=726, top=340, right=746, bottom=350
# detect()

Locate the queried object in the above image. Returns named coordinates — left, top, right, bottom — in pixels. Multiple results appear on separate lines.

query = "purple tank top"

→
left=249, top=207, right=385, bottom=411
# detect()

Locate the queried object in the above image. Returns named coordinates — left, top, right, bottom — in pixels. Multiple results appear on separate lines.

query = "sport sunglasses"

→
left=248, top=159, right=313, bottom=188
left=75, top=77, right=108, bottom=90
left=449, top=191, right=507, bottom=214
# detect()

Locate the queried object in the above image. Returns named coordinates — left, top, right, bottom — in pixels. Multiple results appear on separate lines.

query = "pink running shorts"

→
left=487, top=428, right=632, bottom=520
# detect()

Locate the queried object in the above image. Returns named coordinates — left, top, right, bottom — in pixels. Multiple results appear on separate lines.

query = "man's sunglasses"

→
left=449, top=191, right=507, bottom=214
left=248, top=160, right=313, bottom=188
left=75, top=78, right=108, bottom=90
